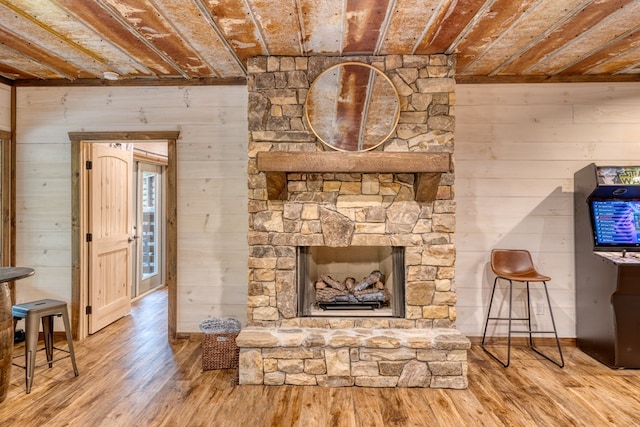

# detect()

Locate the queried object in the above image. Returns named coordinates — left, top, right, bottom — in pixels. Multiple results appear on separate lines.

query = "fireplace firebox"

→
left=297, top=246, right=405, bottom=317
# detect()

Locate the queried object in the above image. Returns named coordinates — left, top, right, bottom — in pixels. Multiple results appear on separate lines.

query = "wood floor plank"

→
left=3, top=287, right=640, bottom=426
left=466, top=348, right=558, bottom=426
left=445, top=386, right=504, bottom=426
left=432, top=389, right=490, bottom=426
left=298, top=386, right=355, bottom=427
left=391, top=388, right=440, bottom=426
left=326, top=387, right=357, bottom=427
left=514, top=367, right=608, bottom=425
left=351, top=387, right=391, bottom=426
left=566, top=374, right=640, bottom=424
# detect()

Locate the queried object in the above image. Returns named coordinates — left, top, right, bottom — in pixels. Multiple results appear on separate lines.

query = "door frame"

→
left=0, top=130, right=13, bottom=270
left=2, top=87, right=16, bottom=300
left=70, top=131, right=178, bottom=340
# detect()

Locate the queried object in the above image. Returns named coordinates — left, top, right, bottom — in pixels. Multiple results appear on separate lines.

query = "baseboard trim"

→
left=174, top=334, right=577, bottom=347
left=468, top=336, right=576, bottom=346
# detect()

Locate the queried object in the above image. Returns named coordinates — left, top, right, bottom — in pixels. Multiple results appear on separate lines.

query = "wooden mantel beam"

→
left=256, top=152, right=450, bottom=173
left=256, top=152, right=451, bottom=202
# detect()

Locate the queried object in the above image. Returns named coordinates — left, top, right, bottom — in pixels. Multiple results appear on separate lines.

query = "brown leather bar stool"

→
left=12, top=299, right=79, bottom=393
left=481, top=249, right=564, bottom=368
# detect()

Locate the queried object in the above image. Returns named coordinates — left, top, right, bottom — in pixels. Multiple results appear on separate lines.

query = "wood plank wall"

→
left=455, top=82, right=640, bottom=338
left=13, top=86, right=249, bottom=332
left=9, top=82, right=640, bottom=337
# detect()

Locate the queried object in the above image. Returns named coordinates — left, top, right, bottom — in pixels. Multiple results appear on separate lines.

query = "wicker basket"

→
left=202, top=332, right=240, bottom=370
left=200, top=318, right=241, bottom=371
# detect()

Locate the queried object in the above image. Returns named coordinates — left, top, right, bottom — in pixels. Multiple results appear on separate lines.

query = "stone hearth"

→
left=238, top=54, right=470, bottom=388
left=236, top=327, right=468, bottom=387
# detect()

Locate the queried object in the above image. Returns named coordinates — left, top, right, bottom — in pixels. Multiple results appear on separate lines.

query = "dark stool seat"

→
left=481, top=249, right=564, bottom=368
left=12, top=299, right=79, bottom=393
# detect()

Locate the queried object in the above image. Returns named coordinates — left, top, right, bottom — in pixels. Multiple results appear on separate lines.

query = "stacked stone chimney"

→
left=237, top=55, right=470, bottom=388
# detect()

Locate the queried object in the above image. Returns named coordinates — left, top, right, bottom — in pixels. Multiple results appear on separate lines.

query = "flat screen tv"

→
left=589, top=199, right=640, bottom=250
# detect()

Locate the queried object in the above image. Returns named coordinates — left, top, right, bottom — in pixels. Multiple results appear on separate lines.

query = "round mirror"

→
left=305, top=62, right=400, bottom=152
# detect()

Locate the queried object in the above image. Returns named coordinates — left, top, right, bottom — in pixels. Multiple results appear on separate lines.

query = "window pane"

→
left=141, top=172, right=158, bottom=278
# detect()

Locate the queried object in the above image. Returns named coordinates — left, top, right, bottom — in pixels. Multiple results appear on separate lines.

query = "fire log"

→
left=316, top=287, right=348, bottom=302
left=355, top=291, right=387, bottom=303
left=344, top=277, right=356, bottom=292
left=354, top=270, right=385, bottom=292
left=320, top=274, right=346, bottom=291
left=314, top=270, right=390, bottom=308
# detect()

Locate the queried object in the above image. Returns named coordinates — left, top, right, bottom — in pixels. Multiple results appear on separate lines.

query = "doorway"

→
left=133, top=160, right=166, bottom=298
left=70, top=131, right=178, bottom=340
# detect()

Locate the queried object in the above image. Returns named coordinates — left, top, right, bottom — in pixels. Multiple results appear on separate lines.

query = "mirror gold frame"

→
left=305, top=62, right=400, bottom=152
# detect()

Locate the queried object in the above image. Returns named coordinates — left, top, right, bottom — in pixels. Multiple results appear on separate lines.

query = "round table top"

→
left=0, top=267, right=35, bottom=283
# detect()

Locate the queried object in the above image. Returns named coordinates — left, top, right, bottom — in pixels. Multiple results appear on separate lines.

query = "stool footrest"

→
left=13, top=355, right=73, bottom=370
left=12, top=345, right=74, bottom=370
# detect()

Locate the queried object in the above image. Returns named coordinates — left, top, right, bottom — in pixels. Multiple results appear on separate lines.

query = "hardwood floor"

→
left=1, top=288, right=639, bottom=426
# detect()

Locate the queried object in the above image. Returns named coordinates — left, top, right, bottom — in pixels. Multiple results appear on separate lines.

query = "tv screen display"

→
left=590, top=199, right=640, bottom=249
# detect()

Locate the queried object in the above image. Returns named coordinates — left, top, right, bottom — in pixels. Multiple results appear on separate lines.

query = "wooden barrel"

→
left=0, top=282, right=13, bottom=403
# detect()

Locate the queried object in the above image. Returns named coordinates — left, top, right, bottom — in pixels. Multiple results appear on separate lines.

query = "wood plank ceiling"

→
left=0, top=0, right=639, bottom=85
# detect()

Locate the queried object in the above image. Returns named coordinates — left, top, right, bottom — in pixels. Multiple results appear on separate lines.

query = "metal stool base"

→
left=481, top=277, right=564, bottom=368
left=12, top=299, right=79, bottom=393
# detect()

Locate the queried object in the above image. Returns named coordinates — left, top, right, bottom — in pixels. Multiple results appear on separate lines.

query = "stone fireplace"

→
left=236, top=55, right=470, bottom=388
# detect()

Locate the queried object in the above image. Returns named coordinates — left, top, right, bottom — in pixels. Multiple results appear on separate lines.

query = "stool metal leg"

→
left=61, top=310, right=79, bottom=376
left=506, top=279, right=514, bottom=367
left=24, top=313, right=40, bottom=394
left=482, top=277, right=513, bottom=367
left=481, top=277, right=499, bottom=346
left=42, top=315, right=55, bottom=368
left=526, top=282, right=533, bottom=347
left=529, top=282, right=564, bottom=368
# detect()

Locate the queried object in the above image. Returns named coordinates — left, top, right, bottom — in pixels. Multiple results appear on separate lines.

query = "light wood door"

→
left=88, top=144, right=133, bottom=334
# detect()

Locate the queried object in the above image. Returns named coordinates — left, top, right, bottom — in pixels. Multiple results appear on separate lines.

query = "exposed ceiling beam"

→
left=95, top=0, right=186, bottom=79
left=193, top=0, right=247, bottom=74
left=488, top=0, right=593, bottom=77
left=445, top=0, right=496, bottom=55
left=0, top=1, right=639, bottom=83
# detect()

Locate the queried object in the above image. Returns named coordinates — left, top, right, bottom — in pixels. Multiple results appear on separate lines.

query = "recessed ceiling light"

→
left=102, top=71, right=120, bottom=81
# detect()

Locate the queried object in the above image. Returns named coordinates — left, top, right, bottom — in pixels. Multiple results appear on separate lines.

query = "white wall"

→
left=14, top=85, right=248, bottom=332
left=455, top=82, right=640, bottom=338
